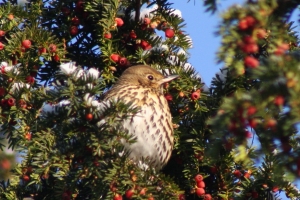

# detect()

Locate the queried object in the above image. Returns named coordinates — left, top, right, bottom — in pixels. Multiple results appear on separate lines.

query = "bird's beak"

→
left=159, top=75, right=179, bottom=84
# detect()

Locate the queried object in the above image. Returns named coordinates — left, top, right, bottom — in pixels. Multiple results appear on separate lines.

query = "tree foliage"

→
left=0, top=0, right=299, bottom=200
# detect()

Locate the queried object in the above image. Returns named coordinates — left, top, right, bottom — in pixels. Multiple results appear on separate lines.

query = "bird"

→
left=100, top=65, right=178, bottom=169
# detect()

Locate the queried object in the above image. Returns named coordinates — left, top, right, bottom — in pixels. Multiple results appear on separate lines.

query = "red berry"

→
left=179, top=91, right=185, bottom=97
left=204, top=194, right=212, bottom=200
left=194, top=174, right=203, bottom=183
left=210, top=166, right=218, bottom=174
left=247, top=106, right=257, bottom=116
left=104, top=32, right=112, bottom=39
left=39, top=47, right=47, bottom=54
left=113, top=194, right=123, bottom=200
left=238, top=19, right=248, bottom=30
left=272, top=186, right=279, bottom=193
left=1, top=99, right=7, bottom=107
left=139, top=188, right=147, bottom=195
left=238, top=16, right=256, bottom=30
left=140, top=40, right=151, bottom=50
left=148, top=197, right=154, bottom=200
left=0, top=30, right=5, bottom=37
left=76, top=0, right=84, bottom=12
left=144, top=17, right=151, bottom=25
left=53, top=54, right=60, bottom=62
left=0, top=87, right=6, bottom=96
left=25, top=132, right=31, bottom=140
left=191, top=91, right=200, bottom=100
left=129, top=31, right=137, bottom=39
left=18, top=99, right=27, bottom=109
left=242, top=43, right=258, bottom=54
left=265, top=118, right=277, bottom=129
left=125, top=189, right=134, bottom=199
left=0, top=159, right=11, bottom=170
left=178, top=194, right=186, bottom=200
left=165, top=93, right=173, bottom=101
left=0, top=42, right=4, bottom=50
left=22, top=175, right=30, bottom=182
left=248, top=118, right=258, bottom=128
left=194, top=151, right=204, bottom=161
left=274, top=95, right=284, bottom=106
left=233, top=170, right=242, bottom=178
left=279, top=43, right=289, bottom=51
left=61, top=7, right=71, bottom=16
left=70, top=26, right=78, bottom=35
left=115, top=18, right=124, bottom=27
left=7, top=98, right=15, bottom=107
left=110, top=53, right=120, bottom=63
left=252, top=191, right=258, bottom=198
left=245, top=16, right=256, bottom=27
left=244, top=172, right=251, bottom=179
left=245, top=131, right=252, bottom=138
left=197, top=181, right=205, bottom=188
left=22, top=39, right=31, bottom=49
left=86, top=113, right=93, bottom=121
left=257, top=28, right=267, bottom=39
left=196, top=188, right=205, bottom=197
left=140, top=24, right=147, bottom=30
left=49, top=44, right=57, bottom=53
left=72, top=17, right=80, bottom=25
left=26, top=75, right=35, bottom=84
left=243, top=35, right=255, bottom=44
left=244, top=56, right=259, bottom=68
left=274, top=47, right=285, bottom=56
left=7, top=14, right=14, bottom=20
left=165, top=28, right=175, bottom=38
left=119, top=57, right=128, bottom=66
left=274, top=43, right=290, bottom=55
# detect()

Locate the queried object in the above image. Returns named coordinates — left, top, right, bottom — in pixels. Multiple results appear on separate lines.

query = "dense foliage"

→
left=0, top=0, right=300, bottom=199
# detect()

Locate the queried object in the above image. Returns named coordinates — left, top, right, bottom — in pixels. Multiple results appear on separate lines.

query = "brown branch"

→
left=135, top=0, right=141, bottom=22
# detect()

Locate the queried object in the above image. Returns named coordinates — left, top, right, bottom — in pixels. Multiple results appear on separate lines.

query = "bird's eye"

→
left=147, top=75, right=154, bottom=80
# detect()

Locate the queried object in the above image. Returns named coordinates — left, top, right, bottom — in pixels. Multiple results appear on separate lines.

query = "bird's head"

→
left=117, top=65, right=178, bottom=91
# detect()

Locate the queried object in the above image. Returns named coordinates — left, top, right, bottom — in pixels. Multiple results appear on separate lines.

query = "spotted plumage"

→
left=101, top=65, right=178, bottom=169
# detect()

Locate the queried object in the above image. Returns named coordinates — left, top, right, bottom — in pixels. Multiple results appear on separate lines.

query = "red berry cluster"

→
left=112, top=186, right=152, bottom=200
left=228, top=100, right=281, bottom=141
left=101, top=18, right=124, bottom=40
left=21, top=166, right=34, bottom=184
left=274, top=43, right=290, bottom=56
left=237, top=15, right=264, bottom=69
left=60, top=0, right=91, bottom=36
left=1, top=97, right=16, bottom=107
left=110, top=53, right=128, bottom=67
left=106, top=17, right=182, bottom=65
left=194, top=174, right=212, bottom=199
left=233, top=169, right=252, bottom=179
left=110, top=169, right=157, bottom=200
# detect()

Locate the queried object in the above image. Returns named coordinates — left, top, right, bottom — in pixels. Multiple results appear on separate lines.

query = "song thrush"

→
left=101, top=65, right=178, bottom=169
